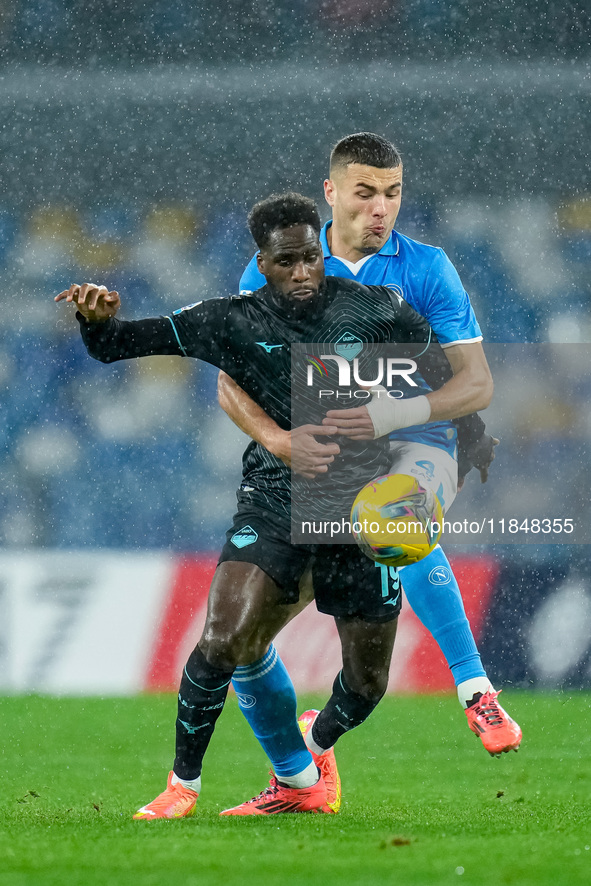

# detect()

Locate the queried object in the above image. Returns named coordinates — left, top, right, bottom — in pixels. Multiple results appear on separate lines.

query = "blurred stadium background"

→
left=0, top=0, right=590, bottom=694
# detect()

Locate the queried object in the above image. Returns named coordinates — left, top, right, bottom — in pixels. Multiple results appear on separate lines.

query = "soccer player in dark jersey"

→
left=217, top=133, right=522, bottom=759
left=56, top=193, right=497, bottom=819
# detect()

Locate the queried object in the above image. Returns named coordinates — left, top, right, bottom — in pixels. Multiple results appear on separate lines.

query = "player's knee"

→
left=199, top=626, right=267, bottom=671
left=345, top=666, right=389, bottom=705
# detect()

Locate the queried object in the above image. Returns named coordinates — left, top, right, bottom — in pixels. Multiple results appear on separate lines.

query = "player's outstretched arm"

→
left=55, top=282, right=189, bottom=364
left=323, top=341, right=493, bottom=439
left=217, top=371, right=340, bottom=478
left=55, top=283, right=120, bottom=322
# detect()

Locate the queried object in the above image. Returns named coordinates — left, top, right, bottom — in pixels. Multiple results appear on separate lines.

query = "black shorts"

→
left=218, top=503, right=401, bottom=623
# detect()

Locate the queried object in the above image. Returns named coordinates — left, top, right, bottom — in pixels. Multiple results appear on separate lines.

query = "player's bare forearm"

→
left=426, top=342, right=493, bottom=421
left=217, top=372, right=292, bottom=463
left=217, top=372, right=340, bottom=477
left=55, top=283, right=120, bottom=322
left=323, top=342, right=493, bottom=438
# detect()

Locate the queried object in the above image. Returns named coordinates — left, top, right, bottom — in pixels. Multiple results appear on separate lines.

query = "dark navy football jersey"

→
left=78, top=277, right=452, bottom=519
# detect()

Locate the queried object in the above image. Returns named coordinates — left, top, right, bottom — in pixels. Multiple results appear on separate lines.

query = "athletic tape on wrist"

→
left=366, top=386, right=431, bottom=437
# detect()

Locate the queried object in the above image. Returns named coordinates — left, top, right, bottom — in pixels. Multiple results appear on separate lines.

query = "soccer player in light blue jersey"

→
left=218, top=133, right=522, bottom=765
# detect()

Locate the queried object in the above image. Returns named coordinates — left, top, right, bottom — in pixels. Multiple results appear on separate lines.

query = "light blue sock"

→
left=232, top=644, right=313, bottom=778
left=401, top=546, right=487, bottom=686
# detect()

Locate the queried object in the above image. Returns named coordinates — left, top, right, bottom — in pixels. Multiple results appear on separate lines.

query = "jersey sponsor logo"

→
left=428, top=566, right=452, bottom=585
left=334, top=331, right=363, bottom=361
left=230, top=525, right=259, bottom=548
left=255, top=341, right=284, bottom=353
left=412, top=459, right=435, bottom=483
left=236, top=693, right=257, bottom=709
left=172, top=301, right=202, bottom=314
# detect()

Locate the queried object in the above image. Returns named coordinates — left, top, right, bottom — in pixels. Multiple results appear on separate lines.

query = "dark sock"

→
left=173, top=646, right=233, bottom=780
left=312, top=670, right=381, bottom=750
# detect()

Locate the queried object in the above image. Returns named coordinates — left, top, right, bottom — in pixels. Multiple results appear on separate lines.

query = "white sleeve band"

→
left=365, top=386, right=432, bottom=438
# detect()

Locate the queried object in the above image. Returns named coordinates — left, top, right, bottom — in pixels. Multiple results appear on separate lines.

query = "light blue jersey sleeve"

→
left=239, top=254, right=265, bottom=293
left=414, top=248, right=482, bottom=346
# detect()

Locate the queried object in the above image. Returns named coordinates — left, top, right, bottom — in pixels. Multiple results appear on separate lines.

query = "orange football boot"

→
left=299, top=709, right=342, bottom=813
left=133, top=771, right=198, bottom=820
left=220, top=771, right=327, bottom=816
left=465, top=689, right=522, bottom=756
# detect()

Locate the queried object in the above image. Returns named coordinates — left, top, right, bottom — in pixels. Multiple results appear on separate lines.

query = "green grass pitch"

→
left=1, top=692, right=589, bottom=886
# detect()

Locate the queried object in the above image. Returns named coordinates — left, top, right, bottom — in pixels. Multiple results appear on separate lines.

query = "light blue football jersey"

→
left=239, top=222, right=483, bottom=455
left=239, top=222, right=482, bottom=347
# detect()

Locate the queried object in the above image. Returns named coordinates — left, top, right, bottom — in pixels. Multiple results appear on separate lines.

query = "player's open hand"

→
left=290, top=424, right=340, bottom=478
left=322, top=405, right=374, bottom=440
left=55, top=283, right=120, bottom=322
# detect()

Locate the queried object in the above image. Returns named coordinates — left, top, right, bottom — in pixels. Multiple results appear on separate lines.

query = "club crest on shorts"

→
left=334, top=331, right=363, bottom=361
left=230, top=525, right=258, bottom=548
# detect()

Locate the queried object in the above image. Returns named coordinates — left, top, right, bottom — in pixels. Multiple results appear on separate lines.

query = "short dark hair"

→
left=248, top=192, right=321, bottom=249
left=329, top=132, right=402, bottom=174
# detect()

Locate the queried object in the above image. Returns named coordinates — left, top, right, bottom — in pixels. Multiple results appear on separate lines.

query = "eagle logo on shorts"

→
left=230, top=525, right=259, bottom=548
